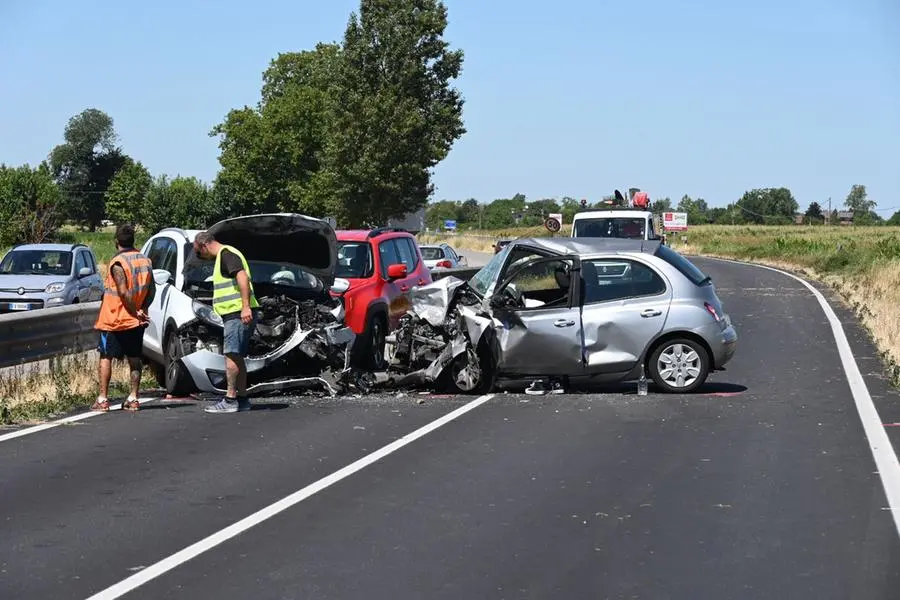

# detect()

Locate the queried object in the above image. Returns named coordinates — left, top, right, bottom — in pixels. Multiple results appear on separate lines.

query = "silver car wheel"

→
left=656, top=343, right=702, bottom=389
left=451, top=348, right=482, bottom=392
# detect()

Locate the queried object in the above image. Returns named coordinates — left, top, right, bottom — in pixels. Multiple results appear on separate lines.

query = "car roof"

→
left=335, top=229, right=413, bottom=242
left=10, top=243, right=82, bottom=252
left=511, top=237, right=661, bottom=256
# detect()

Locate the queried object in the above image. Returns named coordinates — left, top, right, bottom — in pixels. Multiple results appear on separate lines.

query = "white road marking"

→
left=708, top=257, right=900, bottom=539
left=0, top=398, right=156, bottom=443
left=85, top=393, right=495, bottom=600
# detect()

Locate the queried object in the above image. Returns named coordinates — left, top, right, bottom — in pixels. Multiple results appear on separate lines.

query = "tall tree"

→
left=0, top=163, right=63, bottom=246
left=844, top=184, right=878, bottom=225
left=105, top=159, right=152, bottom=227
left=805, top=201, right=824, bottom=223
left=887, top=210, right=900, bottom=226
left=650, top=197, right=672, bottom=213
left=322, top=0, right=466, bottom=227
left=49, top=108, right=128, bottom=230
left=735, top=188, right=798, bottom=224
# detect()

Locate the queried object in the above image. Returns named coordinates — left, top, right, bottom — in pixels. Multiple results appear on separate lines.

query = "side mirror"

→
left=330, top=277, right=351, bottom=295
left=153, top=269, right=173, bottom=286
left=78, top=267, right=92, bottom=277
left=387, top=263, right=408, bottom=281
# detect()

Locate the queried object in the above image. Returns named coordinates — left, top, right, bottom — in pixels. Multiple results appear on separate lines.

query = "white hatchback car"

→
left=139, top=213, right=354, bottom=397
left=419, top=243, right=467, bottom=270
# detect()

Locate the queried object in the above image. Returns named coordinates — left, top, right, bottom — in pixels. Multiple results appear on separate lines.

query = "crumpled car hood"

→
left=203, top=213, right=338, bottom=286
left=408, top=276, right=469, bottom=326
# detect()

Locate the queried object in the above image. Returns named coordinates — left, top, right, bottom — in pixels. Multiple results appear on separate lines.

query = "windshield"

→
left=573, top=217, right=646, bottom=239
left=420, top=247, right=445, bottom=260
left=468, top=245, right=509, bottom=296
left=335, top=241, right=374, bottom=278
left=0, top=250, right=73, bottom=276
left=184, top=259, right=323, bottom=290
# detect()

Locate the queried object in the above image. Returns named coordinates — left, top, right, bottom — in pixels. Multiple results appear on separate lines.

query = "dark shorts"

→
left=223, top=313, right=258, bottom=356
left=98, top=327, right=145, bottom=359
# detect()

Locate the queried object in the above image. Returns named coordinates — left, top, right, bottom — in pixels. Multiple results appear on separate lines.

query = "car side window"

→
left=85, top=251, right=97, bottom=273
left=500, top=257, right=574, bottom=309
left=378, top=239, right=401, bottom=277
left=74, top=250, right=89, bottom=275
left=581, top=259, right=667, bottom=305
left=396, top=238, right=418, bottom=272
left=147, top=237, right=178, bottom=275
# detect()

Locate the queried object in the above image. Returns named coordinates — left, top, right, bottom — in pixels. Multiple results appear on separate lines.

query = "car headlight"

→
left=192, top=300, right=223, bottom=326
left=45, top=282, right=66, bottom=294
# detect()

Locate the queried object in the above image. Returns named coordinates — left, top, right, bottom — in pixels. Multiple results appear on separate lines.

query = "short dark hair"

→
left=116, top=224, right=135, bottom=248
left=194, top=231, right=215, bottom=246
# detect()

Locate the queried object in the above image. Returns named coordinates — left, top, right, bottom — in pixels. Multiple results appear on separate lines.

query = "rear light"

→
left=436, top=260, right=452, bottom=268
left=704, top=302, right=720, bottom=322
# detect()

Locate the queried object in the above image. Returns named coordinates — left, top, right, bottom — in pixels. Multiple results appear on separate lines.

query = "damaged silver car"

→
left=373, top=238, right=737, bottom=394
left=140, top=213, right=360, bottom=397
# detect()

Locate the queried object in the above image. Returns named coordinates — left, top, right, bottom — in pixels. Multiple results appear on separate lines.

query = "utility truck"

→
left=570, top=189, right=666, bottom=243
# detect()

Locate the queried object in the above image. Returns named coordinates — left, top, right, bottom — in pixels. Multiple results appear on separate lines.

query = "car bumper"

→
left=178, top=325, right=355, bottom=395
left=0, top=292, right=67, bottom=313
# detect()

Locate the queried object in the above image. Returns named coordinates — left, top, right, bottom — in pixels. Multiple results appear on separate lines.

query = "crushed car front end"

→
left=171, top=214, right=358, bottom=396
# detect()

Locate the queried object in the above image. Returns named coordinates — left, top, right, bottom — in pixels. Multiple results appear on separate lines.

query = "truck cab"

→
left=570, top=208, right=660, bottom=241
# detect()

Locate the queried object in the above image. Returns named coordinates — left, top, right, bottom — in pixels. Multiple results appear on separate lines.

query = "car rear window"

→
left=420, top=247, right=445, bottom=260
left=654, top=244, right=710, bottom=286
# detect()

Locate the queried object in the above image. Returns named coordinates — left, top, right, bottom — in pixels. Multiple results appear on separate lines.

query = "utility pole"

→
left=827, top=196, right=832, bottom=226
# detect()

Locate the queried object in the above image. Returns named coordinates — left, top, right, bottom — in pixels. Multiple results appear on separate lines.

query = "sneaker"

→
left=524, top=380, right=547, bottom=395
left=237, top=396, right=252, bottom=412
left=548, top=381, right=565, bottom=394
left=204, top=397, right=239, bottom=414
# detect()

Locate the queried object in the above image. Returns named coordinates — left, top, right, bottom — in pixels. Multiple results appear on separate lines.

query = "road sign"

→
left=444, top=219, right=457, bottom=231
left=544, top=216, right=561, bottom=233
left=663, top=212, right=688, bottom=231
left=548, top=213, right=563, bottom=226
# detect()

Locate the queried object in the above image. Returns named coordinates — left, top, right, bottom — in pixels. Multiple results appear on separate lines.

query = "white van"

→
left=570, top=208, right=661, bottom=241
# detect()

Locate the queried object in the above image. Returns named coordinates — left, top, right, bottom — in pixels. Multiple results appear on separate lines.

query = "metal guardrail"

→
left=0, top=267, right=482, bottom=368
left=0, top=302, right=101, bottom=368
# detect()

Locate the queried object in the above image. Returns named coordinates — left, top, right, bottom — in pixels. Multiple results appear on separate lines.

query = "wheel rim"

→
left=166, top=338, right=180, bottom=386
left=452, top=348, right=481, bottom=392
left=656, top=343, right=702, bottom=388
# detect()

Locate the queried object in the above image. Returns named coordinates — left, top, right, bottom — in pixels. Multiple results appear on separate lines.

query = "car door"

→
left=84, top=251, right=104, bottom=300
left=399, top=237, right=428, bottom=287
left=141, top=235, right=181, bottom=358
left=73, top=250, right=91, bottom=302
left=490, top=255, right=584, bottom=376
left=377, top=238, right=407, bottom=328
left=578, top=256, right=672, bottom=375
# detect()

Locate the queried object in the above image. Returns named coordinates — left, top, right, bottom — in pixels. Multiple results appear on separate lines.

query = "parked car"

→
left=0, top=243, right=104, bottom=313
left=377, top=237, right=737, bottom=394
left=138, top=214, right=355, bottom=397
left=419, top=243, right=467, bottom=270
left=333, top=227, right=433, bottom=370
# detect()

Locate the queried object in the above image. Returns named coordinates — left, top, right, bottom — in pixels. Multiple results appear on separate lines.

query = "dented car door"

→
left=578, top=256, right=672, bottom=374
left=490, top=255, right=584, bottom=376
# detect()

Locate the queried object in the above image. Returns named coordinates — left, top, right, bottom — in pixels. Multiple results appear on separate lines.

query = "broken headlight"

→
left=192, top=300, right=223, bottom=327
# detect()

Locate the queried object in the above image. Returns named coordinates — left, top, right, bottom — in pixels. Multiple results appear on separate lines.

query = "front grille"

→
left=0, top=298, right=45, bottom=314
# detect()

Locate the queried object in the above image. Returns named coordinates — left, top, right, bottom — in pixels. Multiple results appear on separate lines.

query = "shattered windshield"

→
left=467, top=245, right=508, bottom=297
left=184, top=259, right=323, bottom=290
left=573, top=218, right=646, bottom=239
left=0, top=250, right=73, bottom=276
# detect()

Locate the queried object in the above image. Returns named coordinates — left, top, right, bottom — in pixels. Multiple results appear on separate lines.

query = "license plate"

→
left=9, top=302, right=30, bottom=311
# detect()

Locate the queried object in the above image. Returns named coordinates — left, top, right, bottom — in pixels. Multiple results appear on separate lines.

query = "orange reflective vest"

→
left=95, top=249, right=153, bottom=332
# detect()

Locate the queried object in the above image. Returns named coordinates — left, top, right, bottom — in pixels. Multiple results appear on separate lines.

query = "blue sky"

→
left=1, top=0, right=898, bottom=214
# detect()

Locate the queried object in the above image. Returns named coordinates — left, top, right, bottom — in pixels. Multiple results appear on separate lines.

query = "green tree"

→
left=650, top=197, right=672, bottom=213
left=844, top=184, right=879, bottom=225
left=320, top=0, right=465, bottom=227
left=105, top=159, right=152, bottom=226
left=887, top=211, right=900, bottom=226
left=560, top=196, right=580, bottom=224
left=805, top=201, right=824, bottom=224
left=676, top=195, right=709, bottom=225
left=49, top=108, right=128, bottom=230
left=169, top=176, right=215, bottom=229
left=141, top=175, right=173, bottom=234
left=735, top=188, right=798, bottom=224
left=0, top=163, right=63, bottom=247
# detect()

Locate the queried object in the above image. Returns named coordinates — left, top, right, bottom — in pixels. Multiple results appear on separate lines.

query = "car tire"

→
left=647, top=337, right=710, bottom=394
left=164, top=333, right=195, bottom=397
left=440, top=341, right=495, bottom=395
left=367, top=314, right=388, bottom=371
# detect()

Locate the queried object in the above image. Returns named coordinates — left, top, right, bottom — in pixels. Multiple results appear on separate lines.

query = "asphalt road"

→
left=2, top=257, right=900, bottom=599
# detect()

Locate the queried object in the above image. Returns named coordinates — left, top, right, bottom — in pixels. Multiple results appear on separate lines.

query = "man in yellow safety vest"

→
left=193, top=231, right=260, bottom=413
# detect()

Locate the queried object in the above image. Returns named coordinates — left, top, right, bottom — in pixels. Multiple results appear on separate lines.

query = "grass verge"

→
left=0, top=353, right=159, bottom=425
left=424, top=224, right=900, bottom=386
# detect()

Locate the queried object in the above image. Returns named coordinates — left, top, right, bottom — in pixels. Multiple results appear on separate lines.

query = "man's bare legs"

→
left=225, top=353, right=246, bottom=399
left=98, top=357, right=112, bottom=400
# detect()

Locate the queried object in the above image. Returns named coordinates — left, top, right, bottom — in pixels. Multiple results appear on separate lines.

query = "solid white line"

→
left=85, top=393, right=495, bottom=600
left=0, top=398, right=156, bottom=443
left=708, top=257, right=900, bottom=538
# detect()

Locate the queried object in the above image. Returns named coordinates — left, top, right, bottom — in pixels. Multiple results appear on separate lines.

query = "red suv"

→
left=333, top=228, right=433, bottom=369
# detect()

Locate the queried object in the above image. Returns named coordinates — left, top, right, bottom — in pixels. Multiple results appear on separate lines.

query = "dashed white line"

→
left=84, top=393, right=495, bottom=600
left=709, top=257, right=900, bottom=539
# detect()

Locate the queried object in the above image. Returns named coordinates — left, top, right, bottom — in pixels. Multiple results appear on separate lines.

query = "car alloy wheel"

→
left=648, top=338, right=709, bottom=393
left=370, top=317, right=387, bottom=370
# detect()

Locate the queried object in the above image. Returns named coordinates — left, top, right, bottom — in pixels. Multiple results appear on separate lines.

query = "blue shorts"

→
left=98, top=327, right=145, bottom=359
left=223, top=314, right=258, bottom=356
